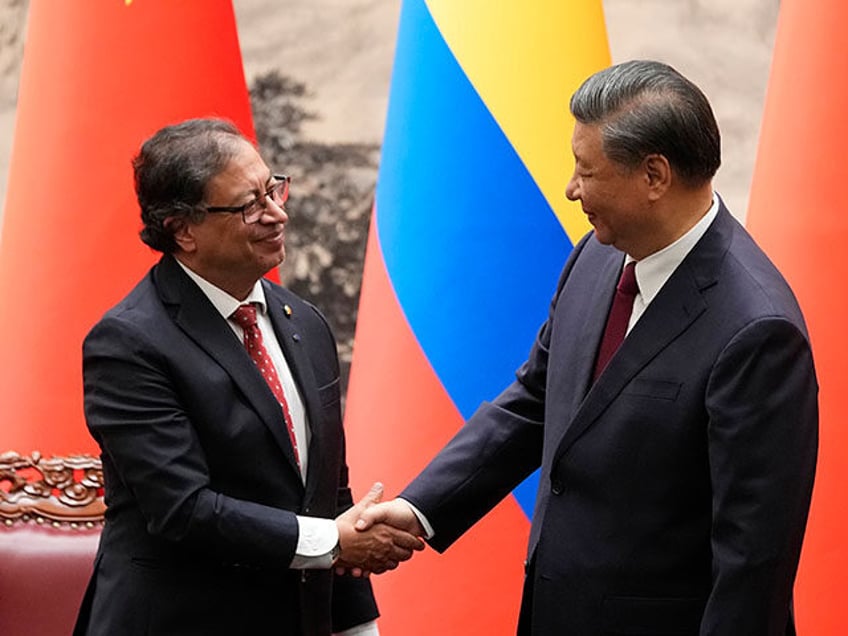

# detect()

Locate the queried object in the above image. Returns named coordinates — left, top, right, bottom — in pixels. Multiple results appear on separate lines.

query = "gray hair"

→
left=570, top=60, right=720, bottom=187
left=134, top=118, right=248, bottom=253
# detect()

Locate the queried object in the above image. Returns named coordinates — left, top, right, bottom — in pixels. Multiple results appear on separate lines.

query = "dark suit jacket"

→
left=74, top=255, right=377, bottom=636
left=402, top=204, right=817, bottom=635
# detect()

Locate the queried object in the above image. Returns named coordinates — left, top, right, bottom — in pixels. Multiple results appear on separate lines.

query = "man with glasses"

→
left=74, top=118, right=421, bottom=636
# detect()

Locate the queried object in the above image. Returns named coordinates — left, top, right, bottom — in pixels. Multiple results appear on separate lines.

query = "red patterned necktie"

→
left=593, top=261, right=639, bottom=381
left=232, top=304, right=301, bottom=467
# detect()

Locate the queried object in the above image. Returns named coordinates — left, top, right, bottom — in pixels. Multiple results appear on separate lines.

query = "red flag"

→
left=746, top=0, right=848, bottom=631
left=0, top=1, right=255, bottom=456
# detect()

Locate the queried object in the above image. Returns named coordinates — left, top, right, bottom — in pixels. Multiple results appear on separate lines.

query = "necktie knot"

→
left=232, top=304, right=258, bottom=329
left=617, top=261, right=639, bottom=297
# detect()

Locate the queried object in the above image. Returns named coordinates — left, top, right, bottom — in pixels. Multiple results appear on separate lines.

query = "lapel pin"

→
left=283, top=304, right=293, bottom=318
left=292, top=333, right=301, bottom=342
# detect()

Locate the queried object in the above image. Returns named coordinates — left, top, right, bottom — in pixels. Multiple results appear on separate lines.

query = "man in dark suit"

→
left=357, top=60, right=818, bottom=634
left=74, top=118, right=422, bottom=636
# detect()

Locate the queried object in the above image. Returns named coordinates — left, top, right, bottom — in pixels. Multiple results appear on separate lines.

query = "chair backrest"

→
left=0, top=451, right=104, bottom=636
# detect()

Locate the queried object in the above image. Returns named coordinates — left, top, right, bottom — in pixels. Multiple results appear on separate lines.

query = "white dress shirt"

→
left=626, top=193, right=719, bottom=333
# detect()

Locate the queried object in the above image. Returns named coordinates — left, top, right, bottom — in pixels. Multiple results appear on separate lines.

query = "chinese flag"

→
left=0, top=1, right=255, bottom=456
left=746, top=0, right=848, bottom=631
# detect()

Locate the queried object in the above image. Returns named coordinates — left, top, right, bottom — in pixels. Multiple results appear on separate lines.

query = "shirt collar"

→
left=630, top=193, right=720, bottom=304
left=174, top=259, right=268, bottom=319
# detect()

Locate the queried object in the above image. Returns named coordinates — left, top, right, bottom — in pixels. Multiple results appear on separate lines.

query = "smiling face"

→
left=172, top=138, right=288, bottom=299
left=565, top=122, right=662, bottom=259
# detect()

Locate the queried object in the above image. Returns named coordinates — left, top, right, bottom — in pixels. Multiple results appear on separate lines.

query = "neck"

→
left=173, top=254, right=256, bottom=301
left=664, top=184, right=714, bottom=241
left=632, top=184, right=714, bottom=260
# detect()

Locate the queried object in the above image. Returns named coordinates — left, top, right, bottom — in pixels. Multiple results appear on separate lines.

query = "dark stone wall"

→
left=251, top=72, right=378, bottom=397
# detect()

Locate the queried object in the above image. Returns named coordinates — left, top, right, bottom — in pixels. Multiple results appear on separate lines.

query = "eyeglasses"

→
left=204, top=175, right=291, bottom=224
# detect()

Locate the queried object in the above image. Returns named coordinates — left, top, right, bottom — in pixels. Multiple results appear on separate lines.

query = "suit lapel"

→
left=154, top=257, right=302, bottom=480
left=555, top=268, right=707, bottom=457
left=263, top=283, right=326, bottom=498
left=576, top=253, right=625, bottom=396
left=552, top=206, right=732, bottom=462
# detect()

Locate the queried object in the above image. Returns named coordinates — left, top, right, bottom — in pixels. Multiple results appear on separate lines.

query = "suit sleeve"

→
left=84, top=315, right=301, bottom=567
left=399, top=312, right=551, bottom=550
left=702, top=317, right=817, bottom=634
left=400, top=233, right=594, bottom=551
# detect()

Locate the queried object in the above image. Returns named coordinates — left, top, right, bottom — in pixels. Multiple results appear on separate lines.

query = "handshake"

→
left=333, top=482, right=426, bottom=576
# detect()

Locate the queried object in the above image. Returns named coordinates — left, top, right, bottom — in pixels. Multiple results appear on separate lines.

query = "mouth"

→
left=261, top=224, right=284, bottom=239
left=256, top=229, right=285, bottom=245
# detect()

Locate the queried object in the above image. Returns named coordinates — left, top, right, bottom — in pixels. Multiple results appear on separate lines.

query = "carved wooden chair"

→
left=0, top=451, right=104, bottom=635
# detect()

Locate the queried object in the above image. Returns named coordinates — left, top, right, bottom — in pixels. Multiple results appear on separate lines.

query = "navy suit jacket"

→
left=74, top=255, right=377, bottom=636
left=403, top=204, right=817, bottom=635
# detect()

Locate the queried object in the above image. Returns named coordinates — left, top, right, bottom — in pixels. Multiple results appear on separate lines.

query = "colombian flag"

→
left=746, top=0, right=848, bottom=631
left=0, top=1, right=254, bottom=456
left=345, top=0, right=609, bottom=632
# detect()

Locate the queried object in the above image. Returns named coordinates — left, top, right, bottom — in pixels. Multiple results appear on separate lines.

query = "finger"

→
left=340, top=566, right=365, bottom=578
left=355, top=503, right=387, bottom=531
left=383, top=541, right=417, bottom=563
left=391, top=531, right=426, bottom=551
left=379, top=525, right=425, bottom=550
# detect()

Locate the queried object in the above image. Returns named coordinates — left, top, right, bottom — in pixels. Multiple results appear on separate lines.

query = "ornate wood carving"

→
left=0, top=451, right=105, bottom=527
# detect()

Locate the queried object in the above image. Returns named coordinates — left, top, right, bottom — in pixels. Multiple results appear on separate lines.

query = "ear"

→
left=643, top=154, right=671, bottom=201
left=164, top=216, right=197, bottom=254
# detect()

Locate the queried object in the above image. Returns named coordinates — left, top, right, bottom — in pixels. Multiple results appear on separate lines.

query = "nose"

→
left=565, top=172, right=580, bottom=201
left=261, top=195, right=288, bottom=224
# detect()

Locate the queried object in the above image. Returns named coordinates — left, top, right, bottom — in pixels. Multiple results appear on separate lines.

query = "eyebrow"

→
left=236, top=174, right=274, bottom=202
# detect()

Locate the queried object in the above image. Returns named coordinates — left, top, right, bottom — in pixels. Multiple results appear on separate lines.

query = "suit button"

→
left=551, top=479, right=564, bottom=495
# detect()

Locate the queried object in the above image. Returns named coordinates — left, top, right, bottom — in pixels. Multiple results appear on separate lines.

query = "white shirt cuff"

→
left=291, top=516, right=338, bottom=569
left=399, top=498, right=435, bottom=540
left=335, top=619, right=380, bottom=636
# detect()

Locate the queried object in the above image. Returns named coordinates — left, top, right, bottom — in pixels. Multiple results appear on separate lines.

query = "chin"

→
left=257, top=252, right=285, bottom=275
left=592, top=230, right=614, bottom=246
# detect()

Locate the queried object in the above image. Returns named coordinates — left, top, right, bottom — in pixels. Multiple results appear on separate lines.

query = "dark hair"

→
left=134, top=118, right=248, bottom=253
left=570, top=60, right=721, bottom=187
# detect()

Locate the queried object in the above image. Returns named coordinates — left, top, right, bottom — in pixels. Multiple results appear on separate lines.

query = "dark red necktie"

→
left=232, top=304, right=301, bottom=467
left=593, top=261, right=639, bottom=381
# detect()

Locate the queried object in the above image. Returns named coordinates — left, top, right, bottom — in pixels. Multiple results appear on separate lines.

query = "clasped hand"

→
left=335, top=482, right=425, bottom=576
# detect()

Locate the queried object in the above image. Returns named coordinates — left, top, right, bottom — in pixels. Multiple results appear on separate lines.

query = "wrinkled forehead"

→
left=205, top=140, right=271, bottom=197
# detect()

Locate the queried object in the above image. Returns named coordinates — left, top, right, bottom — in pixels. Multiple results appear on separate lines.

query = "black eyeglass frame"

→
left=204, top=174, right=291, bottom=224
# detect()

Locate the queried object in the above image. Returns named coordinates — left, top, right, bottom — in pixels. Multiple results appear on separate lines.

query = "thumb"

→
left=358, top=482, right=384, bottom=509
left=355, top=503, right=383, bottom=531
left=354, top=483, right=385, bottom=531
